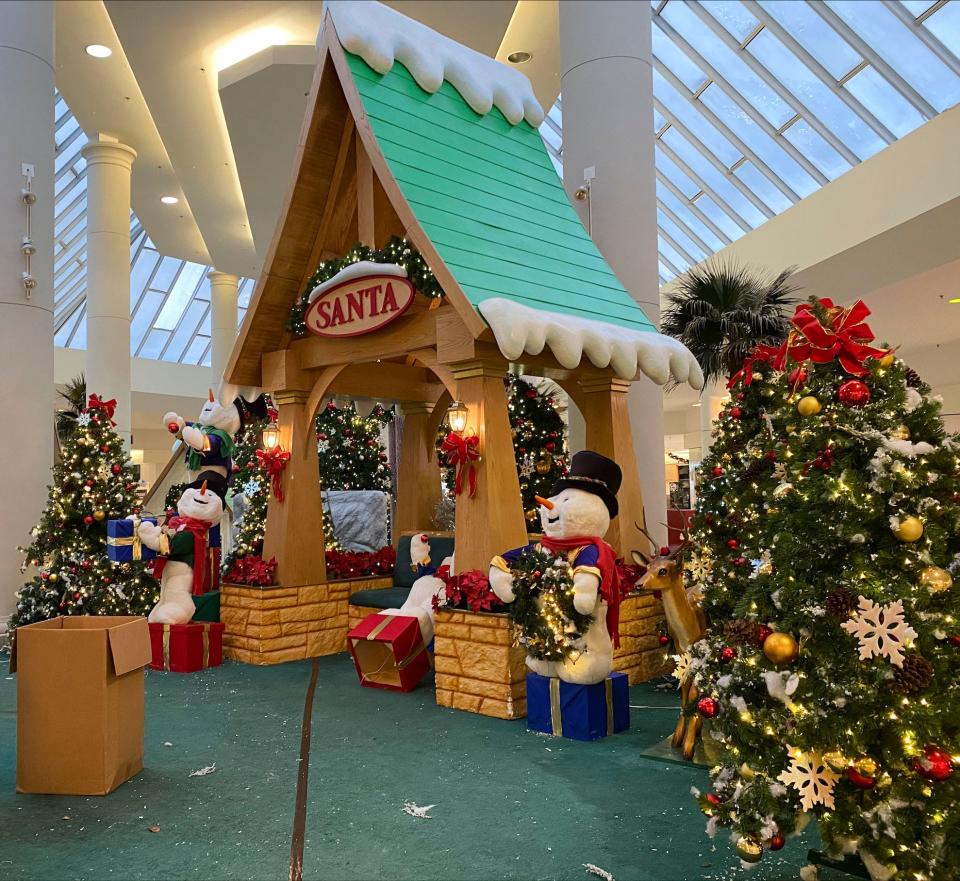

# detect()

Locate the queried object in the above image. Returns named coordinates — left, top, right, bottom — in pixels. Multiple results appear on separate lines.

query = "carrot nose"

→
left=200, top=480, right=208, bottom=496
left=208, top=388, right=215, bottom=402
left=535, top=495, right=554, bottom=511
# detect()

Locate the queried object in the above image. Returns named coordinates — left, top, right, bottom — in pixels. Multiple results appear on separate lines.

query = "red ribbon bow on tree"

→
left=86, top=394, right=118, bottom=426
left=727, top=343, right=786, bottom=389
left=256, top=447, right=291, bottom=502
left=440, top=431, right=480, bottom=498
left=784, top=298, right=887, bottom=377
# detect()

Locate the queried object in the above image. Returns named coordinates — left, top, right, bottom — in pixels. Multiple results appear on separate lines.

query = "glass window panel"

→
left=661, top=127, right=766, bottom=227
left=757, top=0, right=862, bottom=80
left=154, top=261, right=205, bottom=330
left=163, top=300, right=207, bottom=363
left=55, top=114, right=79, bottom=150
left=182, top=336, right=209, bottom=366
left=55, top=143, right=83, bottom=175
left=139, top=328, right=170, bottom=361
left=651, top=24, right=709, bottom=92
left=658, top=236, right=691, bottom=274
left=653, top=107, right=666, bottom=132
left=199, top=312, right=212, bottom=336
left=658, top=261, right=675, bottom=282
left=700, top=0, right=759, bottom=42
left=733, top=161, right=792, bottom=213
left=781, top=118, right=852, bottom=180
left=658, top=211, right=708, bottom=262
left=148, top=255, right=182, bottom=294
left=844, top=65, right=925, bottom=138
left=693, top=193, right=744, bottom=241
left=698, top=83, right=819, bottom=197
left=54, top=195, right=85, bottom=238
left=661, top=2, right=795, bottom=128
left=130, top=250, right=160, bottom=308
left=653, top=69, right=741, bottom=167
left=657, top=181, right=726, bottom=252
left=55, top=166, right=83, bottom=199
left=923, top=2, right=960, bottom=57
left=655, top=146, right=700, bottom=198
left=71, top=310, right=87, bottom=349
left=238, top=278, right=255, bottom=309
left=827, top=0, right=960, bottom=111
left=747, top=29, right=886, bottom=160
left=899, top=0, right=935, bottom=14
left=131, top=290, right=165, bottom=353
left=55, top=307, right=84, bottom=348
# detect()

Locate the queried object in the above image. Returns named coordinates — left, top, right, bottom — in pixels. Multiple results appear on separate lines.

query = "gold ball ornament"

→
left=785, top=424, right=797, bottom=434
left=92, top=509, right=106, bottom=522
left=879, top=352, right=895, bottom=368
left=535, top=458, right=552, bottom=475
left=735, top=837, right=763, bottom=864
left=47, top=572, right=58, bottom=583
left=919, top=565, right=953, bottom=593
left=797, top=396, right=821, bottom=417
left=823, top=750, right=849, bottom=772
left=854, top=756, right=878, bottom=777
left=739, top=762, right=756, bottom=780
left=763, top=631, right=799, bottom=664
left=890, top=424, right=911, bottom=441
left=892, top=515, right=924, bottom=542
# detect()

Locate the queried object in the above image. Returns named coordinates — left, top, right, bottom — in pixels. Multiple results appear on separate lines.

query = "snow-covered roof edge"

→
left=307, top=260, right=407, bottom=303
left=325, top=1, right=545, bottom=127
left=477, top=298, right=705, bottom=389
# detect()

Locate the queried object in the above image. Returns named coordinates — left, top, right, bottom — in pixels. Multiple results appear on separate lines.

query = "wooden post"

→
left=394, top=401, right=441, bottom=539
left=450, top=360, right=527, bottom=574
left=356, top=133, right=375, bottom=247
left=580, top=375, right=646, bottom=558
left=262, top=389, right=328, bottom=586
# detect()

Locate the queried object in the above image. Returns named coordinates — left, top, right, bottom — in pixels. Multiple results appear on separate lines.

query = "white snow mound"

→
left=478, top=298, right=705, bottom=388
left=326, top=1, right=545, bottom=127
left=307, top=261, right=407, bottom=303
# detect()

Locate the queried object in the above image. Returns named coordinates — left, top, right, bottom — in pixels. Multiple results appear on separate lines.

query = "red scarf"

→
left=151, top=516, right=211, bottom=596
left=539, top=535, right=623, bottom=648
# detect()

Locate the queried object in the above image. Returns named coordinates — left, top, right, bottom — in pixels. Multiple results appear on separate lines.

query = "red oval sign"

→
left=303, top=274, right=416, bottom=338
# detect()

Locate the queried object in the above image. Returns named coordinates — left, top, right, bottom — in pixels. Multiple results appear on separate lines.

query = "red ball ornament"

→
left=73, top=592, right=81, bottom=601
left=659, top=546, right=670, bottom=556
left=727, top=539, right=740, bottom=550
left=167, top=421, right=180, bottom=434
left=847, top=767, right=876, bottom=790
left=40, top=571, right=49, bottom=581
left=758, top=625, right=774, bottom=646
left=658, top=634, right=671, bottom=646
left=326, top=401, right=337, bottom=411
left=59, top=602, right=66, bottom=610
left=837, top=379, right=871, bottom=407
left=720, top=646, right=736, bottom=663
left=948, top=636, right=960, bottom=647
left=736, top=392, right=745, bottom=401
left=111, top=463, right=122, bottom=475
left=914, top=745, right=954, bottom=781
left=526, top=388, right=538, bottom=399
left=86, top=479, right=95, bottom=488
left=696, top=697, right=720, bottom=718
left=70, top=567, right=78, bottom=575
left=545, top=442, right=556, bottom=451
left=788, top=367, right=807, bottom=386
left=769, top=834, right=785, bottom=851
left=733, top=556, right=747, bottom=567
left=81, top=559, right=91, bottom=569
left=765, top=450, right=778, bottom=461
left=531, top=570, right=541, bottom=580
left=125, top=482, right=134, bottom=491
left=83, top=515, right=94, bottom=526
left=102, top=576, right=112, bottom=585
left=101, top=444, right=111, bottom=453
left=549, top=431, right=558, bottom=439
left=712, top=466, right=724, bottom=477
left=317, top=432, right=327, bottom=441
left=705, top=793, right=722, bottom=806
left=729, top=407, right=742, bottom=419
left=232, top=463, right=241, bottom=473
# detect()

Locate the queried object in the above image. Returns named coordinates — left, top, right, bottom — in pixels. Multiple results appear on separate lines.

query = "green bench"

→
left=348, top=534, right=455, bottom=609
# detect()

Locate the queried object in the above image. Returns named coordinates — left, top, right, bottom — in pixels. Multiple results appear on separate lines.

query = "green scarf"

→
left=186, top=426, right=236, bottom=471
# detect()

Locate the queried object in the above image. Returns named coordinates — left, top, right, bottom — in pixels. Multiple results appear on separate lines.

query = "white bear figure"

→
left=140, top=480, right=223, bottom=625
left=409, top=533, right=431, bottom=570
left=489, top=489, right=616, bottom=685
left=382, top=554, right=453, bottom=646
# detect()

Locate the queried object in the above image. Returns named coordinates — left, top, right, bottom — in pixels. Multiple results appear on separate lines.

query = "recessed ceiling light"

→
left=160, top=195, right=179, bottom=205
left=507, top=51, right=532, bottom=64
left=85, top=44, right=112, bottom=58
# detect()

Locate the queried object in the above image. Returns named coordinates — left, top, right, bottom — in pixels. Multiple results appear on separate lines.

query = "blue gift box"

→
left=208, top=523, right=221, bottom=549
left=106, top=517, right=159, bottom=562
left=526, top=672, right=630, bottom=741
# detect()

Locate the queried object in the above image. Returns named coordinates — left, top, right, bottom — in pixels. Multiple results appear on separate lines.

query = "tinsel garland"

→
left=287, top=237, right=443, bottom=335
left=506, top=546, right=594, bottom=662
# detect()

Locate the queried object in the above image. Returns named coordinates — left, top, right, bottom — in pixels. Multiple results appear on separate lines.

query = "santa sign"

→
left=304, top=269, right=416, bottom=338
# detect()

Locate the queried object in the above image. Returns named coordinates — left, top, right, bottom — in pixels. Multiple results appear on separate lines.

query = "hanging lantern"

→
left=447, top=400, right=469, bottom=435
left=262, top=420, right=281, bottom=451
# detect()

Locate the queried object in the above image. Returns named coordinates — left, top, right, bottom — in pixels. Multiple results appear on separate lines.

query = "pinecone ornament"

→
left=723, top=619, right=758, bottom=646
left=891, top=653, right=934, bottom=693
left=825, top=587, right=858, bottom=620
left=904, top=366, right=922, bottom=389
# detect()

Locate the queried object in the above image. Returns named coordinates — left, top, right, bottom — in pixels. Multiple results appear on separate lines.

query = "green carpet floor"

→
left=0, top=655, right=824, bottom=881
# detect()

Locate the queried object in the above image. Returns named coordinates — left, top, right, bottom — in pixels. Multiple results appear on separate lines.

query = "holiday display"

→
left=13, top=393, right=158, bottom=628
left=439, top=428, right=480, bottom=497
left=140, top=473, right=225, bottom=625
left=490, top=451, right=625, bottom=685
left=526, top=671, right=630, bottom=741
left=683, top=297, right=960, bottom=878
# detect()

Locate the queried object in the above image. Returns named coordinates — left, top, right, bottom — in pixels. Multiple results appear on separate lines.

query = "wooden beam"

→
left=356, top=132, right=375, bottom=247
left=394, top=401, right=442, bottom=540
left=328, top=361, right=445, bottom=403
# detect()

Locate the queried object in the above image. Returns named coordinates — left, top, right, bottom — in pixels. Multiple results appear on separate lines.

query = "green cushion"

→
left=393, top=535, right=455, bottom=589
left=192, top=591, right=220, bottom=622
left=349, top=587, right=411, bottom=609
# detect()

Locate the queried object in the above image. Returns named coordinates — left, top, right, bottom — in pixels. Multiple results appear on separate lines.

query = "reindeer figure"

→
left=632, top=526, right=707, bottom=760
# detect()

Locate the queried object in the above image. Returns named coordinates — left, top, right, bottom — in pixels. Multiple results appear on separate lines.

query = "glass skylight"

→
left=53, top=93, right=251, bottom=366
left=540, top=0, right=960, bottom=285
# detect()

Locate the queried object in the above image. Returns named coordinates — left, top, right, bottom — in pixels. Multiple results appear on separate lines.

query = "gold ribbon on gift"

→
left=162, top=624, right=171, bottom=671
left=160, top=622, right=214, bottom=671
left=366, top=615, right=394, bottom=641
left=549, top=677, right=563, bottom=737
left=107, top=517, right=170, bottom=560
left=396, top=642, right=426, bottom=671
left=202, top=625, right=210, bottom=669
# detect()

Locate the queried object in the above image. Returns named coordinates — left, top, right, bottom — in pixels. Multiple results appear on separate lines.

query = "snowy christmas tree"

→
left=13, top=394, right=158, bottom=628
left=687, top=298, right=960, bottom=878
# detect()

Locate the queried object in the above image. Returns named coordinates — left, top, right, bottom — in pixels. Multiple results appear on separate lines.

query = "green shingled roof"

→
left=346, top=52, right=656, bottom=334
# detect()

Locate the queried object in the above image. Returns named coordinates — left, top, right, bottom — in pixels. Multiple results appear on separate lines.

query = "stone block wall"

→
left=222, top=577, right=392, bottom=665
left=434, top=610, right=527, bottom=720
left=613, top=592, right=672, bottom=683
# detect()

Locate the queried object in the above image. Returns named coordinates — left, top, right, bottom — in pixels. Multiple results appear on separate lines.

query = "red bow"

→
left=726, top=343, right=786, bottom=389
left=256, top=447, right=291, bottom=502
left=441, top=431, right=480, bottom=498
left=785, top=299, right=886, bottom=376
left=86, top=394, right=118, bottom=426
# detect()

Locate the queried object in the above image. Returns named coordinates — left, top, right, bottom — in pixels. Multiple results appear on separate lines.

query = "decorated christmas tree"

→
left=222, top=412, right=272, bottom=571
left=13, top=394, right=158, bottom=628
left=686, top=298, right=960, bottom=878
left=316, top=400, right=394, bottom=492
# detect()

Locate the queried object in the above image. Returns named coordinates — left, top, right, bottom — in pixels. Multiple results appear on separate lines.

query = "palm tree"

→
left=661, top=261, right=798, bottom=388
left=56, top=374, right=87, bottom=444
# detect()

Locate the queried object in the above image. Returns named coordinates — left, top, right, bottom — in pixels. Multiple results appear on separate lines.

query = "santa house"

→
left=220, top=2, right=704, bottom=713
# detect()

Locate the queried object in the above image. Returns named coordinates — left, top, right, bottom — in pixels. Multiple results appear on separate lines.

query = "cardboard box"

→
left=149, top=621, right=224, bottom=672
left=526, top=672, right=630, bottom=741
left=12, top=616, right=152, bottom=795
left=348, top=613, right=430, bottom=692
left=106, top=517, right=159, bottom=562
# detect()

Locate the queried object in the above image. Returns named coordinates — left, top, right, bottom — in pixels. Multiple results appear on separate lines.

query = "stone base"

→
left=222, top=577, right=392, bottom=665
left=613, top=592, right=672, bottom=683
left=434, top=610, right=527, bottom=720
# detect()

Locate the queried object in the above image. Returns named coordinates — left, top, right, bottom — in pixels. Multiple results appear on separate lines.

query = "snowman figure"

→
left=489, top=451, right=624, bottom=685
left=139, top=472, right=226, bottom=625
left=164, top=388, right=268, bottom=481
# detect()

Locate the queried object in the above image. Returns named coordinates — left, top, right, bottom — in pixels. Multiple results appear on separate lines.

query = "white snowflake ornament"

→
left=841, top=596, right=917, bottom=668
left=76, top=412, right=91, bottom=427
left=243, top=479, right=260, bottom=496
left=671, top=651, right=692, bottom=686
left=318, top=440, right=330, bottom=453
left=778, top=749, right=840, bottom=811
left=519, top=455, right=535, bottom=478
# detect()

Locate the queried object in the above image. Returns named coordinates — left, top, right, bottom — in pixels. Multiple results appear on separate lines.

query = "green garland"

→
left=287, top=236, right=443, bottom=335
left=507, top=545, right=594, bottom=662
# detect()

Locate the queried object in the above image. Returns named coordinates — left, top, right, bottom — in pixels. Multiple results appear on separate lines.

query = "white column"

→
left=81, top=136, right=136, bottom=446
left=0, top=1, right=54, bottom=623
left=559, top=1, right=668, bottom=542
left=207, top=270, right=238, bottom=386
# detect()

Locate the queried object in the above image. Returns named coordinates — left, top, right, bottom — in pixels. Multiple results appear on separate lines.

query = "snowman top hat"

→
left=548, top=450, right=622, bottom=519
left=187, top=470, right=228, bottom=505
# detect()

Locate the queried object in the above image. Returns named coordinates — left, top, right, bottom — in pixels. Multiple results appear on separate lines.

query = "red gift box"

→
left=348, top=613, right=430, bottom=692
left=149, top=622, right=224, bottom=673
